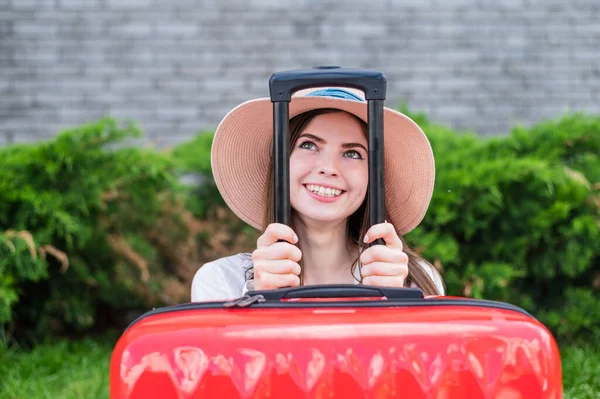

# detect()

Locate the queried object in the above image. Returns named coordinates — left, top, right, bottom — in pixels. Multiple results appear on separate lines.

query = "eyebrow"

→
left=299, top=133, right=368, bottom=153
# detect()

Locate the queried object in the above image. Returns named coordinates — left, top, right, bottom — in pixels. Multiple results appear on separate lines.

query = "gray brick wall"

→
left=1, top=0, right=599, bottom=147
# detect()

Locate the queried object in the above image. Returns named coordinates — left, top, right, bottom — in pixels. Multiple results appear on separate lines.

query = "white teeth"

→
left=306, top=185, right=343, bottom=198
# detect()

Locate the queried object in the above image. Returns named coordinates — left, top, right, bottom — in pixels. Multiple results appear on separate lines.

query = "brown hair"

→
left=257, top=108, right=444, bottom=295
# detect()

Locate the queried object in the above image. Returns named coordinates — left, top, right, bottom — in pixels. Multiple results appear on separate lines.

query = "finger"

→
left=253, top=241, right=302, bottom=262
left=361, top=261, right=408, bottom=278
left=257, top=223, right=298, bottom=248
left=360, top=245, right=407, bottom=265
left=256, top=272, right=300, bottom=290
left=254, top=259, right=301, bottom=276
left=363, top=222, right=403, bottom=249
left=362, top=275, right=406, bottom=288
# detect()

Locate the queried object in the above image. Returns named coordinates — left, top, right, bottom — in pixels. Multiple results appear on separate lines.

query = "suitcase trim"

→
left=124, top=297, right=535, bottom=332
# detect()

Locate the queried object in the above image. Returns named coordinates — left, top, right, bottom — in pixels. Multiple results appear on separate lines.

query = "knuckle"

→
left=269, top=243, right=286, bottom=260
left=266, top=224, right=283, bottom=240
left=396, top=262, right=408, bottom=276
left=253, top=261, right=267, bottom=274
left=360, top=248, right=372, bottom=263
left=375, top=263, right=388, bottom=275
left=280, top=243, right=300, bottom=261
left=291, top=247, right=302, bottom=262
left=264, top=224, right=275, bottom=236
left=360, top=264, right=371, bottom=277
left=282, top=259, right=293, bottom=273
left=390, top=251, right=404, bottom=265
left=266, top=223, right=278, bottom=233
left=288, top=275, right=300, bottom=286
left=288, top=260, right=300, bottom=274
left=371, top=246, right=387, bottom=260
left=364, top=262, right=380, bottom=276
left=398, top=251, right=408, bottom=263
left=252, top=248, right=264, bottom=261
left=256, top=272, right=269, bottom=288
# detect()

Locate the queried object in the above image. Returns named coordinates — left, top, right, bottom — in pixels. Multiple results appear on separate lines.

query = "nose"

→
left=317, top=153, right=339, bottom=177
left=318, top=167, right=338, bottom=177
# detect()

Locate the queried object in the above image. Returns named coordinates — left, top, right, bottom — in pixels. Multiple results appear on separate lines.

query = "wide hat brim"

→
left=210, top=89, right=436, bottom=236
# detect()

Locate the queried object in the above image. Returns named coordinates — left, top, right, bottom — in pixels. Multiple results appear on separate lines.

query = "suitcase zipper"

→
left=125, top=297, right=536, bottom=332
left=224, top=294, right=266, bottom=308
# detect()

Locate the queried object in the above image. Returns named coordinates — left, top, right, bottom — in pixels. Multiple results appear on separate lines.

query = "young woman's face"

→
left=289, top=111, right=368, bottom=225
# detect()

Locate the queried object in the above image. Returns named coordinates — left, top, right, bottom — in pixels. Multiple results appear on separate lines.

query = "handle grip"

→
left=248, top=284, right=424, bottom=301
left=269, top=66, right=387, bottom=102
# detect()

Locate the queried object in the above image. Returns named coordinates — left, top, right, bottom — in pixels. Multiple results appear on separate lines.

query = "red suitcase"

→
left=109, top=67, right=563, bottom=399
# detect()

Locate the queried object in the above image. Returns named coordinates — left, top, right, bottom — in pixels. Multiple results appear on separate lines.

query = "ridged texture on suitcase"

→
left=110, top=304, right=562, bottom=399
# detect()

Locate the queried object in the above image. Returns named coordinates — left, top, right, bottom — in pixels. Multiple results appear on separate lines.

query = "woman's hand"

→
left=252, top=223, right=302, bottom=290
left=360, top=221, right=409, bottom=287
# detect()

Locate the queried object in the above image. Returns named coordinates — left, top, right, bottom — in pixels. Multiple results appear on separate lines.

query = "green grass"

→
left=0, top=337, right=598, bottom=398
left=0, top=337, right=114, bottom=399
left=561, top=343, right=600, bottom=399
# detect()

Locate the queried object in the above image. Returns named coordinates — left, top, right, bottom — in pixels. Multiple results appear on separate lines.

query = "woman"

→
left=191, top=87, right=445, bottom=301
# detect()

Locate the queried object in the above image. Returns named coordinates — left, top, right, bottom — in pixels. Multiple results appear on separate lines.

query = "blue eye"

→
left=298, top=141, right=317, bottom=150
left=344, top=150, right=363, bottom=159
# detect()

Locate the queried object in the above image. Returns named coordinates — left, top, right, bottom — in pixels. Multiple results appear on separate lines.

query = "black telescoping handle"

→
left=269, top=66, right=387, bottom=102
left=269, top=66, right=387, bottom=242
left=248, top=284, right=424, bottom=301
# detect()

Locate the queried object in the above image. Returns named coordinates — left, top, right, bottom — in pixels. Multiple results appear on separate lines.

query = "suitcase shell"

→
left=109, top=292, right=563, bottom=399
left=109, top=68, right=562, bottom=398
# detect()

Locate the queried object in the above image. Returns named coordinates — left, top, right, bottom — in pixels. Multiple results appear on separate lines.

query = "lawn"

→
left=0, top=336, right=113, bottom=399
left=0, top=337, right=597, bottom=398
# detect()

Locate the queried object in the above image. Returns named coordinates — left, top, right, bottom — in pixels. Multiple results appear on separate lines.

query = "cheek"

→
left=289, top=152, right=314, bottom=181
left=345, top=162, right=368, bottom=192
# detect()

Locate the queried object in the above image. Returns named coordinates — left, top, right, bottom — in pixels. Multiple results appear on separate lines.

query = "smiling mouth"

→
left=303, top=184, right=345, bottom=198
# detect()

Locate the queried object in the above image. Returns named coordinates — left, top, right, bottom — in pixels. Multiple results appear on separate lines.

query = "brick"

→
left=155, top=22, right=199, bottom=38
left=58, top=0, right=101, bottom=9
left=105, top=0, right=152, bottom=8
left=107, top=21, right=153, bottom=38
left=10, top=0, right=57, bottom=10
left=155, top=106, right=198, bottom=121
left=35, top=92, right=85, bottom=105
left=13, top=21, right=59, bottom=37
left=573, top=51, right=600, bottom=63
left=13, top=50, right=60, bottom=64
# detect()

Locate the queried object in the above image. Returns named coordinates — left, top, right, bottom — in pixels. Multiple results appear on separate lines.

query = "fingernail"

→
left=293, top=234, right=298, bottom=243
left=363, top=234, right=369, bottom=243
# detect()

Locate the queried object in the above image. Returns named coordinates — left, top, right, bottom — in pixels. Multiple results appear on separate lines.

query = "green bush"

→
left=1, top=108, right=598, bottom=346
left=0, top=118, right=199, bottom=345
left=401, top=108, right=600, bottom=342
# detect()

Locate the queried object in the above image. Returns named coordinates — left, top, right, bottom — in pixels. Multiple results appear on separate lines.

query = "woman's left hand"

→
left=360, top=221, right=409, bottom=287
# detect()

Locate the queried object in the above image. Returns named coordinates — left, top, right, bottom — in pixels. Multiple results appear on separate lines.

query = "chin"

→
left=293, top=208, right=352, bottom=225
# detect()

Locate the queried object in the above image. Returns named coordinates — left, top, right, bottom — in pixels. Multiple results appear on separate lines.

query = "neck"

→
left=292, top=216, right=358, bottom=285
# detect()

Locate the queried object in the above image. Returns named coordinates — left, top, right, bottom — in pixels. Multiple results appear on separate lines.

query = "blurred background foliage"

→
left=0, top=107, right=598, bottom=348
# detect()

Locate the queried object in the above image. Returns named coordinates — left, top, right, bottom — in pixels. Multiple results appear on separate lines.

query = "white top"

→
left=191, top=252, right=445, bottom=302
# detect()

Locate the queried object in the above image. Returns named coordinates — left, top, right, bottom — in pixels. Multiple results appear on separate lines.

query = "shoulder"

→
left=418, top=260, right=446, bottom=296
left=426, top=263, right=446, bottom=295
left=191, top=253, right=253, bottom=302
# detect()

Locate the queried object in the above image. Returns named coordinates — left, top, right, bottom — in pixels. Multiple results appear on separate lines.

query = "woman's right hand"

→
left=252, top=223, right=302, bottom=290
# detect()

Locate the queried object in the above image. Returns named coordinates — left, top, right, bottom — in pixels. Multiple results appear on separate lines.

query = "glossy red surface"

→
left=110, top=300, right=562, bottom=399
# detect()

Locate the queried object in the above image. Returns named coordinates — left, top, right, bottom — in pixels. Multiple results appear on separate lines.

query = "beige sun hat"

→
left=210, top=86, right=436, bottom=236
